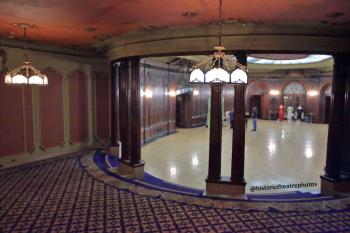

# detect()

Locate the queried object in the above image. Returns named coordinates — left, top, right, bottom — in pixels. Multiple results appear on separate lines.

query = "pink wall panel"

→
left=40, top=68, right=64, bottom=148
left=0, top=75, right=33, bottom=156
left=95, top=72, right=110, bottom=140
left=68, top=70, right=88, bottom=143
left=24, top=87, right=34, bottom=152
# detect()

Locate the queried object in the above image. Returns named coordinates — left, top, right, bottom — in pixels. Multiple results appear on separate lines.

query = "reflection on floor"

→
left=1, top=151, right=349, bottom=233
left=95, top=151, right=334, bottom=202
left=142, top=120, right=328, bottom=193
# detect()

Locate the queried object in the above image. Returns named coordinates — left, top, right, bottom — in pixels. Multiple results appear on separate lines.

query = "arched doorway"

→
left=282, top=82, right=307, bottom=113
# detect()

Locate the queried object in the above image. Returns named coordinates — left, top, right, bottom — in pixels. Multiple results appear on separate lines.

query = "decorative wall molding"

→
left=101, top=24, right=350, bottom=61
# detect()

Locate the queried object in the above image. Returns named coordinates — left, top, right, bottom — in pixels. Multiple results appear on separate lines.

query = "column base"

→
left=321, top=175, right=350, bottom=196
left=205, top=176, right=246, bottom=198
left=116, top=159, right=145, bottom=179
left=109, top=144, right=120, bottom=157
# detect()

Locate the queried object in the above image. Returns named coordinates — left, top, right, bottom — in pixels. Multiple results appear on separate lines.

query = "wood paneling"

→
left=192, top=84, right=210, bottom=127
left=40, top=68, right=64, bottom=148
left=94, top=71, right=110, bottom=140
left=176, top=93, right=192, bottom=128
left=140, top=63, right=232, bottom=139
left=140, top=63, right=211, bottom=141
left=68, top=70, right=88, bottom=143
left=141, top=63, right=189, bottom=142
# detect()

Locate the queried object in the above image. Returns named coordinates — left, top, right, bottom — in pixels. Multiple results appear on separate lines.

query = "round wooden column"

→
left=230, top=52, right=247, bottom=187
left=324, top=55, right=347, bottom=180
left=129, top=57, right=143, bottom=165
left=207, top=85, right=222, bottom=181
left=341, top=55, right=350, bottom=177
left=321, top=54, right=350, bottom=195
left=110, top=62, right=119, bottom=146
left=118, top=58, right=131, bottom=161
left=116, top=57, right=144, bottom=179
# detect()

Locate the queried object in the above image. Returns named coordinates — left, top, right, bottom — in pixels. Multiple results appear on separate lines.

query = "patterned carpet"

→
left=1, top=151, right=350, bottom=233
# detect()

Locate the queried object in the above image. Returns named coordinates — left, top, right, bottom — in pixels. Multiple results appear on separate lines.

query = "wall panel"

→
left=94, top=71, right=110, bottom=140
left=39, top=68, right=64, bottom=148
left=0, top=79, right=33, bottom=156
left=68, top=70, right=88, bottom=143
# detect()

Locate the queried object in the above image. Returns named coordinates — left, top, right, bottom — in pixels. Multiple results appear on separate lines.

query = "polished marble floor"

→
left=142, top=120, right=328, bottom=193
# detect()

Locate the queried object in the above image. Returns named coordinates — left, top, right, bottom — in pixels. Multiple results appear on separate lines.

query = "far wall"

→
left=245, top=71, right=332, bottom=123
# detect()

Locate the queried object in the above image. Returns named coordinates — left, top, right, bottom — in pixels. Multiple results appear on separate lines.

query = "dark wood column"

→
left=129, top=57, right=143, bottom=165
left=207, top=85, right=222, bottom=181
left=231, top=52, right=247, bottom=183
left=119, top=58, right=131, bottom=161
left=110, top=62, right=119, bottom=146
left=324, top=54, right=350, bottom=180
left=341, top=55, right=350, bottom=177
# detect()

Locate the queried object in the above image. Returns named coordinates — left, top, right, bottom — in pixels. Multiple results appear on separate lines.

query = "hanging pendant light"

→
left=189, top=0, right=248, bottom=84
left=4, top=23, right=48, bottom=86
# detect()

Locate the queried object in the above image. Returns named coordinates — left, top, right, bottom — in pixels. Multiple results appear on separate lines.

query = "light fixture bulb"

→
left=308, top=90, right=318, bottom=97
left=12, top=74, right=28, bottom=84
left=206, top=68, right=230, bottom=83
left=189, top=68, right=205, bottom=83
left=269, top=90, right=280, bottom=96
left=231, top=68, right=248, bottom=84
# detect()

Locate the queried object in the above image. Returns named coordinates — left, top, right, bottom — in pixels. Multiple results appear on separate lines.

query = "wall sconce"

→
left=308, top=90, right=319, bottom=97
left=166, top=90, right=176, bottom=97
left=193, top=90, right=199, bottom=96
left=269, top=90, right=280, bottom=96
left=141, top=89, right=153, bottom=98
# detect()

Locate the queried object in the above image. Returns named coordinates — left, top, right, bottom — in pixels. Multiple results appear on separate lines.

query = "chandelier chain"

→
left=23, top=27, right=28, bottom=62
left=218, top=0, right=223, bottom=46
left=189, top=0, right=248, bottom=84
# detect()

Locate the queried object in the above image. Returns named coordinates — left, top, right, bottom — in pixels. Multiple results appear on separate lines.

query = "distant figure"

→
left=229, top=109, right=234, bottom=129
left=252, top=107, right=258, bottom=131
left=245, top=112, right=249, bottom=129
left=297, top=105, right=303, bottom=122
left=287, top=106, right=294, bottom=123
left=278, top=104, right=284, bottom=121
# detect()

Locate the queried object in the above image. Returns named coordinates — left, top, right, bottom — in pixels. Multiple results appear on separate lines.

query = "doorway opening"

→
left=250, top=95, right=262, bottom=119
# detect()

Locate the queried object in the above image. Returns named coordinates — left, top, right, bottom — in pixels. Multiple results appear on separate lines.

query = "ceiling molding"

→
left=100, top=23, right=350, bottom=61
left=0, top=38, right=105, bottom=59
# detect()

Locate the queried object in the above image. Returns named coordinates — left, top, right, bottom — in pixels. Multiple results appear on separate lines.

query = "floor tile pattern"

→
left=0, top=153, right=350, bottom=233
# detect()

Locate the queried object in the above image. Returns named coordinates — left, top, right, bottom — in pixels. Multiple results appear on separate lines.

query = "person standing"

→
left=252, top=107, right=258, bottom=131
left=297, top=104, right=303, bottom=122
left=287, top=106, right=294, bottom=123
left=229, top=109, right=234, bottom=129
left=278, top=104, right=284, bottom=121
left=245, top=112, right=249, bottom=130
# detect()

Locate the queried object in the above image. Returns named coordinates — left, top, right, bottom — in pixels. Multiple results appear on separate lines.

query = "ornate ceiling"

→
left=0, top=0, right=349, bottom=48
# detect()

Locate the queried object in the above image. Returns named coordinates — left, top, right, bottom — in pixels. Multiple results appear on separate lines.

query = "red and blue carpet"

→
left=0, top=151, right=349, bottom=232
